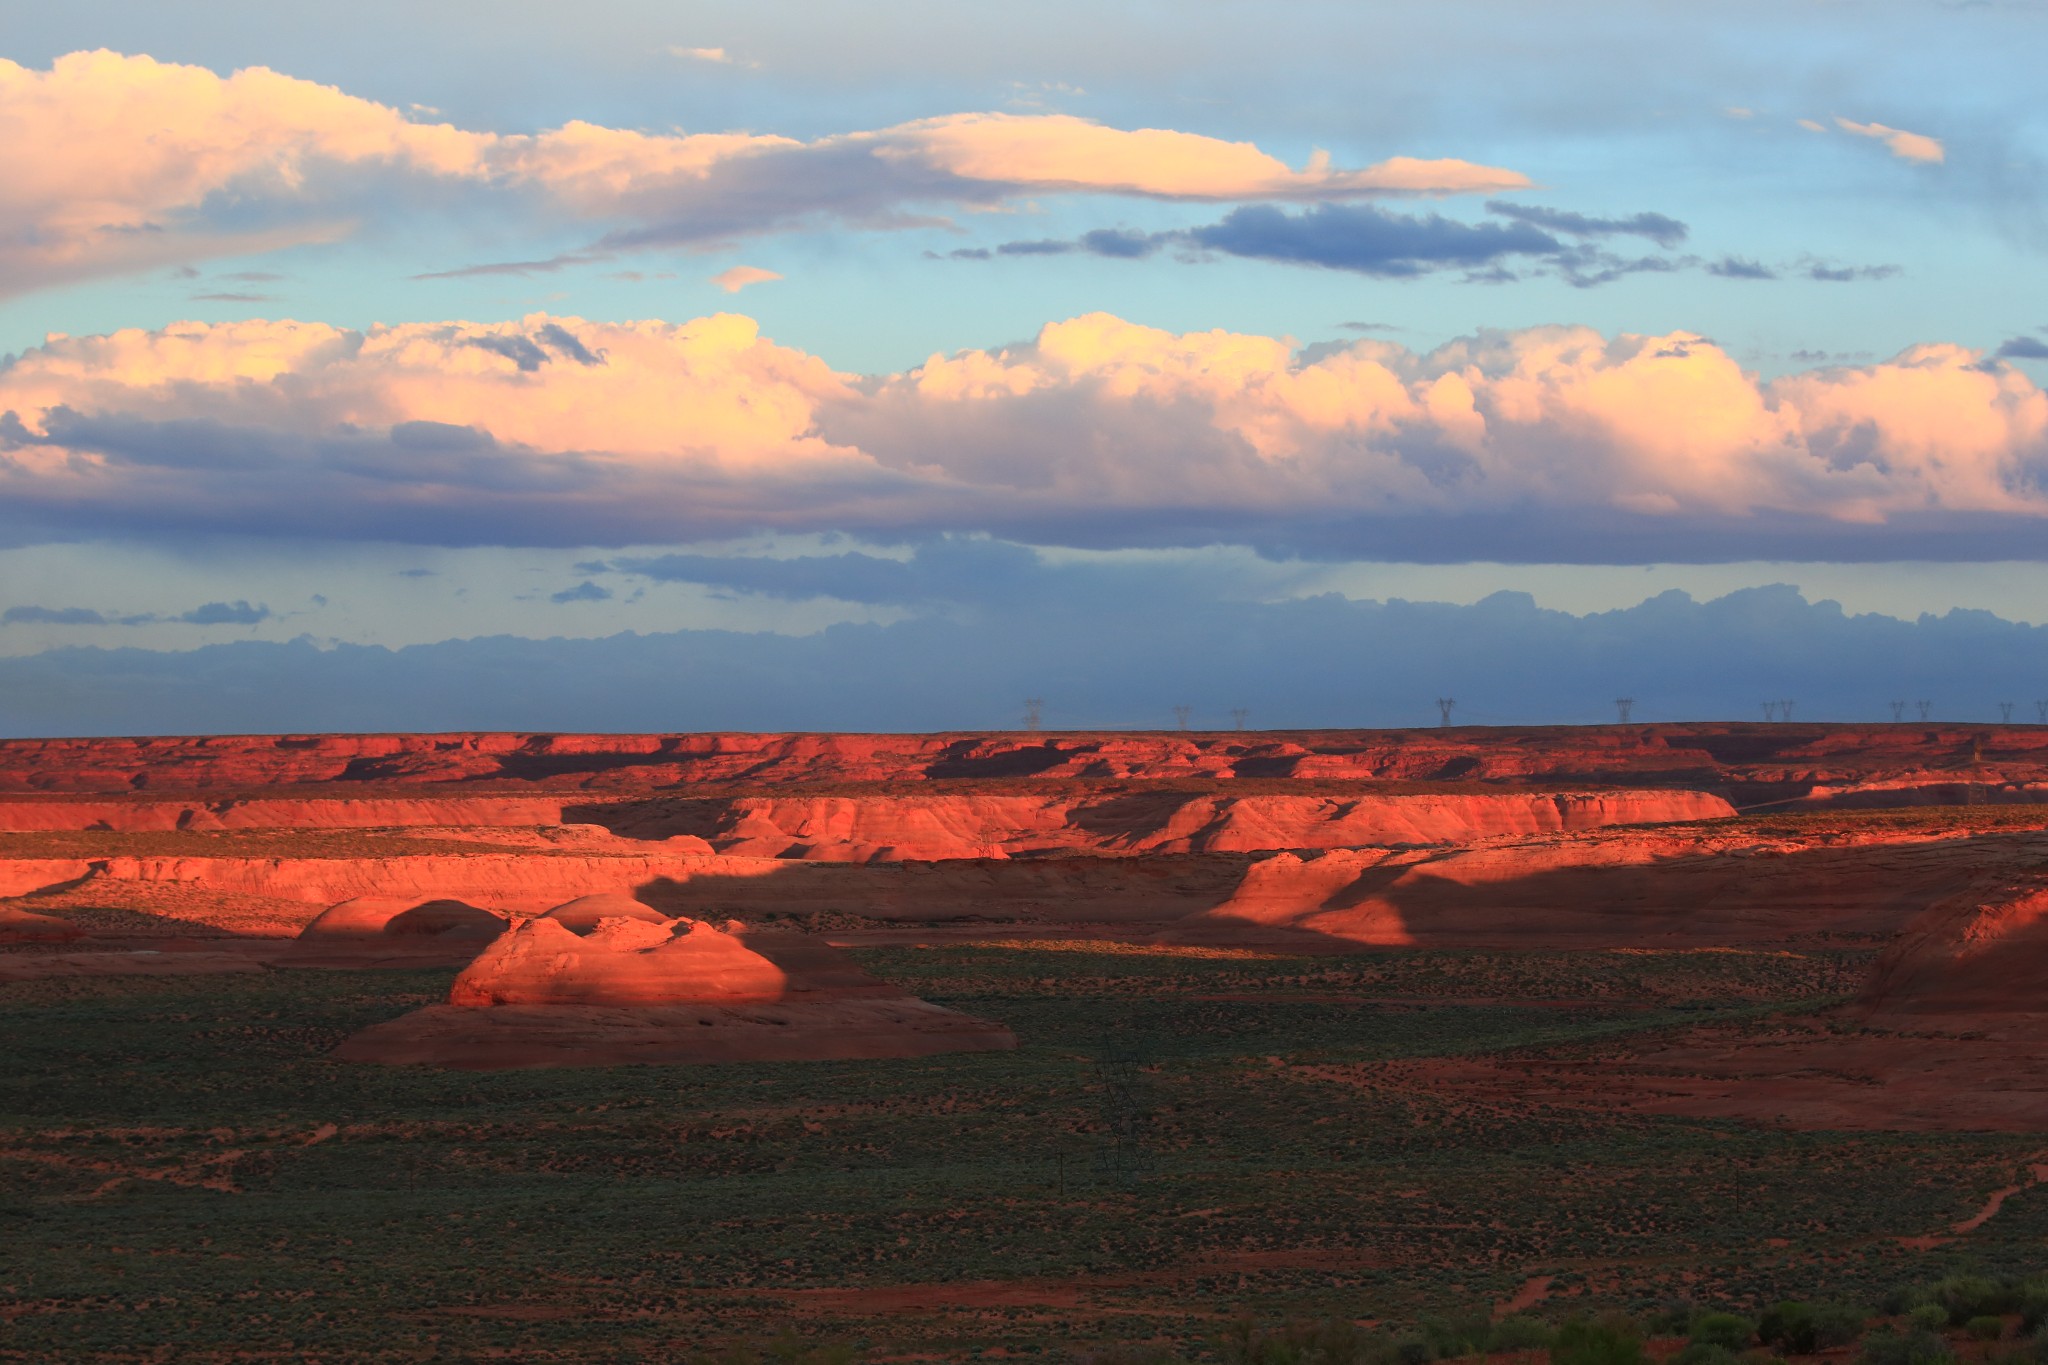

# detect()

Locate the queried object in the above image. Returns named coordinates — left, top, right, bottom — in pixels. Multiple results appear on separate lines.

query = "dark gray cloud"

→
left=1806, top=263, right=1902, bottom=282
left=462, top=326, right=606, bottom=371
left=3, top=600, right=268, bottom=627
left=1184, top=203, right=1562, bottom=276
left=5, top=578, right=2046, bottom=735
left=3, top=605, right=114, bottom=626
left=1707, top=256, right=1777, bottom=280
left=550, top=580, right=613, bottom=604
left=178, top=600, right=269, bottom=625
left=534, top=323, right=606, bottom=367
left=605, top=539, right=1042, bottom=605
left=1483, top=201, right=1689, bottom=247
left=1997, top=335, right=2048, bottom=359
left=464, top=334, right=550, bottom=372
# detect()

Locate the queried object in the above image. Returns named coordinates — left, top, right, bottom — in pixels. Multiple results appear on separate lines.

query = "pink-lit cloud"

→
left=0, top=51, right=1528, bottom=296
left=2, top=311, right=2043, bottom=557
left=712, top=265, right=783, bottom=293
left=1833, top=116, right=1946, bottom=164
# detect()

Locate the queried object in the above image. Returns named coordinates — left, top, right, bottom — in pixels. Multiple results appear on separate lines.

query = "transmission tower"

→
left=1890, top=701, right=1906, bottom=722
left=1917, top=700, right=1933, bottom=721
left=1761, top=701, right=1777, bottom=722
left=1092, top=1034, right=1154, bottom=1184
left=1171, top=704, right=1192, bottom=731
left=2038, top=700, right=2048, bottom=724
left=1614, top=698, right=1634, bottom=724
left=1436, top=697, right=1455, bottom=726
left=1229, top=707, right=1249, bottom=731
left=1022, top=697, right=1044, bottom=732
left=1781, top=699, right=1795, bottom=721
left=2001, top=702, right=2015, bottom=723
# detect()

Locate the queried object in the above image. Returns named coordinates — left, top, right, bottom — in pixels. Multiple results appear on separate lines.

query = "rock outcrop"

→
left=337, top=915, right=1016, bottom=1068
left=281, top=897, right=508, bottom=968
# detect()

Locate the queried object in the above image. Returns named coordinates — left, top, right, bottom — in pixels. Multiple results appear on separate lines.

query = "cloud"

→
left=5, top=579, right=2048, bottom=735
left=4, top=311, right=2048, bottom=561
left=1707, top=256, right=1777, bottom=280
left=1806, top=262, right=1901, bottom=282
left=669, top=46, right=756, bottom=68
left=711, top=265, right=783, bottom=293
left=178, top=600, right=268, bottom=625
left=1834, top=116, right=1946, bottom=163
left=1187, top=203, right=1563, bottom=275
left=984, top=201, right=1697, bottom=284
left=2, top=605, right=114, bottom=626
left=550, top=580, right=613, bottom=603
left=1, top=600, right=268, bottom=626
left=0, top=51, right=1528, bottom=295
left=188, top=291, right=279, bottom=303
left=1483, top=202, right=1688, bottom=247
left=1997, top=335, right=2048, bottom=360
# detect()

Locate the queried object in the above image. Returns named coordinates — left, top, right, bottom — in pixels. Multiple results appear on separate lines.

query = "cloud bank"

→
left=2, top=311, right=2045, bottom=560
left=0, top=50, right=1527, bottom=294
left=3, top=581, right=2043, bottom=735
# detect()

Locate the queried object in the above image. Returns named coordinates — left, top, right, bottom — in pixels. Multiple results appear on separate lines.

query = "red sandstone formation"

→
left=588, top=789, right=1733, bottom=860
left=449, top=917, right=791, bottom=1006
left=339, top=914, right=1016, bottom=1068
left=538, top=892, right=671, bottom=934
left=0, top=724, right=2041, bottom=803
left=281, top=897, right=508, bottom=969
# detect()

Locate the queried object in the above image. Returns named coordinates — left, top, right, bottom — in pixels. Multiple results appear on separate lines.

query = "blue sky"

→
left=0, top=2, right=2044, bottom=729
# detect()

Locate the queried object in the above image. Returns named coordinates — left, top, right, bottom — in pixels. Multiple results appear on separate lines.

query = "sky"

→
left=2, top=2, right=2046, bottom=733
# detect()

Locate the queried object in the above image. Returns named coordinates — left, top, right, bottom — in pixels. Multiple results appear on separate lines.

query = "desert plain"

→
left=8, top=724, right=2048, bottom=1360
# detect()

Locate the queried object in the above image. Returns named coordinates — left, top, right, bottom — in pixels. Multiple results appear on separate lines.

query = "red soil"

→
left=333, top=997, right=1018, bottom=1069
left=0, top=903, right=83, bottom=944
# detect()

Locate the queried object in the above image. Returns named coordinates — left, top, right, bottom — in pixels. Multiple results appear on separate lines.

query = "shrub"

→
left=1908, top=1306, right=1951, bottom=1334
left=1859, top=1327, right=1954, bottom=1365
left=1692, top=1315, right=1756, bottom=1351
left=1422, top=1311, right=1495, bottom=1359
left=1491, top=1318, right=1558, bottom=1353
left=2018, top=1286, right=2048, bottom=1335
left=1932, top=1276, right=2017, bottom=1327
left=1670, top=1346, right=1739, bottom=1365
left=1813, top=1306, right=1869, bottom=1350
left=1882, top=1287, right=1932, bottom=1318
left=1969, top=1318, right=2007, bottom=1342
left=1760, top=1300, right=1868, bottom=1353
left=1219, top=1315, right=1368, bottom=1365
left=1551, top=1317, right=1648, bottom=1365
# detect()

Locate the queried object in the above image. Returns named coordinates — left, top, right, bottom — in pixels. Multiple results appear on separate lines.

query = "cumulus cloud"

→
left=1834, top=116, right=1946, bottom=163
left=3, top=311, right=2047, bottom=561
left=550, top=580, right=613, bottom=603
left=712, top=265, right=783, bottom=293
left=1997, top=335, right=2048, bottom=360
left=0, top=51, right=1527, bottom=295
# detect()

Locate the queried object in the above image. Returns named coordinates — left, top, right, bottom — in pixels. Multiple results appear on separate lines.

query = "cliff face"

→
left=0, top=724, right=2041, bottom=797
left=588, top=789, right=1737, bottom=860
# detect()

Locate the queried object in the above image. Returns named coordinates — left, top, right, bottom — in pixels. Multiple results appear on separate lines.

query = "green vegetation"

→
left=4, top=942, right=2048, bottom=1360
